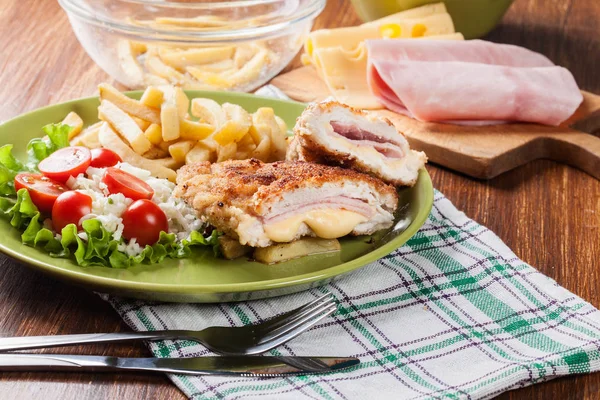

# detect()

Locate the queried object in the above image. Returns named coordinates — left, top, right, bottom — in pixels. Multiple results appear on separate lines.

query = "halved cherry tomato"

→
left=102, top=167, right=154, bottom=201
left=14, top=173, right=69, bottom=214
left=90, top=148, right=122, bottom=168
left=122, top=199, right=168, bottom=247
left=38, top=146, right=91, bottom=182
left=52, top=191, right=92, bottom=232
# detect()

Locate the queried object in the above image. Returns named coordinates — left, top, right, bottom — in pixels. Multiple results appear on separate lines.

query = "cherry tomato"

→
left=122, top=199, right=168, bottom=247
left=38, top=146, right=91, bottom=182
left=102, top=167, right=154, bottom=201
left=51, top=191, right=92, bottom=232
left=90, top=148, right=122, bottom=168
left=14, top=173, right=69, bottom=214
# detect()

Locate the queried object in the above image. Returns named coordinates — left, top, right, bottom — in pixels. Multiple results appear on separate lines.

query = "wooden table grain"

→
left=0, top=0, right=599, bottom=398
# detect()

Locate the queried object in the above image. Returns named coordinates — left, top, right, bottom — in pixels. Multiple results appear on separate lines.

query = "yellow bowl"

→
left=350, top=0, right=514, bottom=39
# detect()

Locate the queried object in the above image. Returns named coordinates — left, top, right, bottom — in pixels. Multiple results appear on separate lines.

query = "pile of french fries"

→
left=117, top=16, right=277, bottom=91
left=67, top=83, right=289, bottom=181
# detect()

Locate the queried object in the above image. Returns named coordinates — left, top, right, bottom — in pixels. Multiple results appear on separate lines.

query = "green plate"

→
left=0, top=91, right=433, bottom=303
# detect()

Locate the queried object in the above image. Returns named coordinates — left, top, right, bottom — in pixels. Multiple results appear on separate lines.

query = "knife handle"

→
left=0, top=354, right=118, bottom=372
left=0, top=331, right=197, bottom=352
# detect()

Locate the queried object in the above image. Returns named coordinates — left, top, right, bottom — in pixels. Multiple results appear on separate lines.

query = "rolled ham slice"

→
left=366, top=40, right=584, bottom=126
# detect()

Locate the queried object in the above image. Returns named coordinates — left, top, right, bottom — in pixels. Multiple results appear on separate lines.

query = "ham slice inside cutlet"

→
left=366, top=39, right=583, bottom=126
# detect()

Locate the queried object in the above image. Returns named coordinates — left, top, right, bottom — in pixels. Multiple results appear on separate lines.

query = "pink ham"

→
left=264, top=196, right=375, bottom=224
left=366, top=40, right=583, bottom=126
left=367, top=39, right=555, bottom=67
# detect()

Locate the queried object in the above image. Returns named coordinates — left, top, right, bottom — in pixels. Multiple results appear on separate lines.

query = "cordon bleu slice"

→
left=174, top=159, right=398, bottom=247
left=287, top=101, right=427, bottom=186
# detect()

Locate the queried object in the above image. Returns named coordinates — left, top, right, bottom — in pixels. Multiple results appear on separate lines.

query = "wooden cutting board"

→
left=271, top=66, right=600, bottom=180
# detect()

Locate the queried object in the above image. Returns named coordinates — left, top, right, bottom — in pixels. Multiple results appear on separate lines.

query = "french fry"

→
left=98, top=100, right=153, bottom=155
left=234, top=44, right=258, bottom=69
left=70, top=122, right=102, bottom=148
left=160, top=85, right=190, bottom=116
left=160, top=103, right=180, bottom=141
left=98, top=123, right=177, bottom=181
left=179, top=119, right=214, bottom=140
left=275, top=115, right=289, bottom=137
left=129, top=41, right=147, bottom=55
left=144, top=123, right=163, bottom=145
left=143, top=146, right=169, bottom=160
left=139, top=86, right=164, bottom=108
left=132, top=116, right=151, bottom=131
left=212, top=103, right=252, bottom=146
left=185, top=142, right=215, bottom=164
left=98, top=83, right=161, bottom=124
left=145, top=50, right=187, bottom=84
left=159, top=139, right=178, bottom=152
left=217, top=142, right=237, bottom=162
left=144, top=73, right=170, bottom=86
left=168, top=140, right=196, bottom=163
left=186, top=67, right=233, bottom=89
left=158, top=46, right=235, bottom=70
left=153, top=157, right=183, bottom=169
left=253, top=238, right=341, bottom=264
left=236, top=133, right=257, bottom=158
left=250, top=133, right=271, bottom=161
left=252, top=108, right=287, bottom=161
left=218, top=236, right=252, bottom=260
left=116, top=40, right=145, bottom=88
left=190, top=98, right=226, bottom=127
left=61, top=112, right=84, bottom=140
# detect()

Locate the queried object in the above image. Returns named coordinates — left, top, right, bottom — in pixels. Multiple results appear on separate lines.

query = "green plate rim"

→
left=0, top=91, right=433, bottom=295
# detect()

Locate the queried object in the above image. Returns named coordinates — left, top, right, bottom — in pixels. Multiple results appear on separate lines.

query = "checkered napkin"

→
left=104, top=190, right=600, bottom=400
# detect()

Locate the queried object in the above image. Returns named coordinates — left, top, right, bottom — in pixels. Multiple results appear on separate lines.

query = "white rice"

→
left=66, top=162, right=204, bottom=256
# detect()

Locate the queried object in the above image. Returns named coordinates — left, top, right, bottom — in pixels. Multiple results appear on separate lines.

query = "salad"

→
left=0, top=123, right=219, bottom=268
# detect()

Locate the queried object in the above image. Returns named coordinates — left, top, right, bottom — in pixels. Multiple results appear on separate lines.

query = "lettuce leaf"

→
left=0, top=193, right=220, bottom=268
left=26, top=123, right=72, bottom=170
left=0, top=144, right=29, bottom=196
left=0, top=123, right=71, bottom=196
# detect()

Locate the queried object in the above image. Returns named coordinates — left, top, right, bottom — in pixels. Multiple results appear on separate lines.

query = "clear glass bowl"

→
left=59, top=0, right=325, bottom=92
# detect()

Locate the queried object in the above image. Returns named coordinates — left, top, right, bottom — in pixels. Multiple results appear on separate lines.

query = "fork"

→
left=0, top=293, right=336, bottom=356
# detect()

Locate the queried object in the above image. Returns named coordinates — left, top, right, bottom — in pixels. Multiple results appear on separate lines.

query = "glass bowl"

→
left=58, top=0, right=325, bottom=92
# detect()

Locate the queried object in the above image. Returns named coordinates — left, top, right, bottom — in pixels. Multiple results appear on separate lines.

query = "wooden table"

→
left=0, top=0, right=598, bottom=398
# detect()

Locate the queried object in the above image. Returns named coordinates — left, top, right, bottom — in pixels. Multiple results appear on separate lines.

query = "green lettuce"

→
left=0, top=144, right=29, bottom=196
left=0, top=191, right=221, bottom=269
left=0, top=123, right=72, bottom=196
left=26, top=123, right=72, bottom=170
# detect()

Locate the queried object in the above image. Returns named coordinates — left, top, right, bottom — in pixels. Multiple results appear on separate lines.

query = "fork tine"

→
left=248, top=305, right=337, bottom=354
left=257, top=301, right=337, bottom=345
left=259, top=293, right=334, bottom=331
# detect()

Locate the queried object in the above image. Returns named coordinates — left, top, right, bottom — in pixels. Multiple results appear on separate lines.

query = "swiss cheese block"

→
left=306, top=12, right=455, bottom=61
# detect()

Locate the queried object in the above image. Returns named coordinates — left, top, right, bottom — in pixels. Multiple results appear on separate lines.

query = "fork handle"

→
left=0, top=331, right=197, bottom=352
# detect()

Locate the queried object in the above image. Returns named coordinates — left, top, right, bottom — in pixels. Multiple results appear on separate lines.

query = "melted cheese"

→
left=264, top=210, right=368, bottom=243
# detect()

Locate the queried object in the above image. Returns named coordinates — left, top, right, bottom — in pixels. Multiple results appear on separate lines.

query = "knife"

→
left=0, top=354, right=359, bottom=376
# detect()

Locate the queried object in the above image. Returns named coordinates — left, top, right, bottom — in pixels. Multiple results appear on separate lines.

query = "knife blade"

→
left=0, top=354, right=359, bottom=376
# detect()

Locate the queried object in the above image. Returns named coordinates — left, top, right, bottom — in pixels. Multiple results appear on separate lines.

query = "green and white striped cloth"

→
left=105, top=190, right=600, bottom=400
